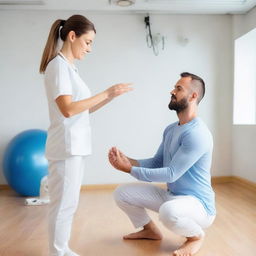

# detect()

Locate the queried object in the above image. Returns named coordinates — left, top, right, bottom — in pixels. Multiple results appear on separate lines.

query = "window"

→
left=233, top=28, right=256, bottom=125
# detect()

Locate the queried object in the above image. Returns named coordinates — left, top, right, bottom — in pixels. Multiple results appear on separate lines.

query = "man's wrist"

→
left=127, top=166, right=132, bottom=173
left=120, top=165, right=132, bottom=173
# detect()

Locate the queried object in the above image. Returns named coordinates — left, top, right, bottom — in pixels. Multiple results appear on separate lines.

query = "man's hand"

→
left=108, top=147, right=132, bottom=173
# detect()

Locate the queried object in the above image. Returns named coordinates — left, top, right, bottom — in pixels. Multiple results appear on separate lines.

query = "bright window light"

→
left=233, top=28, right=256, bottom=125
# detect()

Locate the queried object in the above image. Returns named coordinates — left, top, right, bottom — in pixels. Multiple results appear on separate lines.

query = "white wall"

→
left=0, top=10, right=233, bottom=185
left=232, top=7, right=256, bottom=182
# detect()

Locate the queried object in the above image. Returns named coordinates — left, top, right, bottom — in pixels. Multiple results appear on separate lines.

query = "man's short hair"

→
left=180, top=72, right=205, bottom=104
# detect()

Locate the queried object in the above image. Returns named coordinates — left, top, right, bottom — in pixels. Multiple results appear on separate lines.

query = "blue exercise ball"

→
left=3, top=129, right=48, bottom=196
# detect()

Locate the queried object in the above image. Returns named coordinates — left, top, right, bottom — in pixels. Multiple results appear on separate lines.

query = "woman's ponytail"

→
left=39, top=19, right=65, bottom=73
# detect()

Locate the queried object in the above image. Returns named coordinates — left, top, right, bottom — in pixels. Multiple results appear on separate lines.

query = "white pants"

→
left=114, top=183, right=215, bottom=237
left=48, top=156, right=86, bottom=256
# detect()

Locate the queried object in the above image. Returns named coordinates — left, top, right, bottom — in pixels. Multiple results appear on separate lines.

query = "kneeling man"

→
left=109, top=72, right=216, bottom=256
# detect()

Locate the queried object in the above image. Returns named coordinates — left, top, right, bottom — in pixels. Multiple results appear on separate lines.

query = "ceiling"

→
left=0, top=0, right=256, bottom=14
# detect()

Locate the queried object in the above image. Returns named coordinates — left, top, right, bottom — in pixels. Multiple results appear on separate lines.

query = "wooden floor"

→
left=0, top=182, right=255, bottom=256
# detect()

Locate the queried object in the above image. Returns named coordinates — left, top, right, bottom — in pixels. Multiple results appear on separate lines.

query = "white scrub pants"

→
left=48, top=156, right=86, bottom=256
left=114, top=183, right=215, bottom=237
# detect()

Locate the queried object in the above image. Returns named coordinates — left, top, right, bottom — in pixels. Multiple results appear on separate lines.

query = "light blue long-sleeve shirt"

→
left=131, top=117, right=216, bottom=216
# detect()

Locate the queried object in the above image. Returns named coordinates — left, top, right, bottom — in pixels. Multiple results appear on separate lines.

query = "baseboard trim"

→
left=1, top=176, right=256, bottom=192
left=211, top=176, right=256, bottom=192
left=232, top=176, right=256, bottom=192
left=81, top=182, right=167, bottom=191
left=0, top=184, right=10, bottom=190
left=81, top=184, right=119, bottom=191
left=211, top=176, right=233, bottom=184
left=0, top=184, right=119, bottom=191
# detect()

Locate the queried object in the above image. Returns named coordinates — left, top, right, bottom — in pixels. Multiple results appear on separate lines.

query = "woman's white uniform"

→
left=44, top=52, right=91, bottom=256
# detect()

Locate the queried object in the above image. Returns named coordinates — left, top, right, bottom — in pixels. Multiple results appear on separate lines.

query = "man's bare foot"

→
left=173, top=235, right=204, bottom=256
left=123, top=221, right=163, bottom=240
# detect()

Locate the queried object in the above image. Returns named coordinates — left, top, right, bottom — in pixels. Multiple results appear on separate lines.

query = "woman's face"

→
left=70, top=30, right=95, bottom=60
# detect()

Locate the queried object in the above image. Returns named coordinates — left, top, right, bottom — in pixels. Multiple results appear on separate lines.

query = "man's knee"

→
left=113, top=184, right=132, bottom=206
left=114, top=183, right=140, bottom=208
left=113, top=185, right=124, bottom=204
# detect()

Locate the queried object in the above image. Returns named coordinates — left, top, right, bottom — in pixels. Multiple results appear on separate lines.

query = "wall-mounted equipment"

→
left=144, top=15, right=165, bottom=56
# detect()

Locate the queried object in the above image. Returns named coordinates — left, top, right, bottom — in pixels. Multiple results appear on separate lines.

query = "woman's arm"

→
left=89, top=98, right=112, bottom=114
left=56, top=83, right=132, bottom=117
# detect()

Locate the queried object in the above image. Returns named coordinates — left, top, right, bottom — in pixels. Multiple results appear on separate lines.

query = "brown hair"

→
left=39, top=15, right=96, bottom=73
left=180, top=72, right=205, bottom=104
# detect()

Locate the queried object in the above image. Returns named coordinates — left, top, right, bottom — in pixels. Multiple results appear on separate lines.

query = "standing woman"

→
left=39, top=15, right=132, bottom=256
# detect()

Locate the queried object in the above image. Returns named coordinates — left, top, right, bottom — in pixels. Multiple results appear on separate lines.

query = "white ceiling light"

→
left=116, top=0, right=135, bottom=7
left=0, top=0, right=44, bottom=5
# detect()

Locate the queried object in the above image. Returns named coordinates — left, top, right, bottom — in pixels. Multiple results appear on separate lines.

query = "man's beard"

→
left=168, top=96, right=188, bottom=113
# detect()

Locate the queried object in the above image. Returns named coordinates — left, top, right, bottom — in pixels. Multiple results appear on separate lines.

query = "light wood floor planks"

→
left=0, top=182, right=255, bottom=256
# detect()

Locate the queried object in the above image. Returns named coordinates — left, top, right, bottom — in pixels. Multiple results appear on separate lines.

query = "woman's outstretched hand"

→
left=105, top=83, right=133, bottom=100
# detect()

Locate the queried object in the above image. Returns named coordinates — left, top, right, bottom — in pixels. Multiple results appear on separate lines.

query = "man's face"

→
left=168, top=77, right=192, bottom=113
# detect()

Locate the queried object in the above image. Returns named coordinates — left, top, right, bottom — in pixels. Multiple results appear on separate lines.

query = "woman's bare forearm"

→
left=89, top=98, right=113, bottom=113
left=56, top=91, right=108, bottom=117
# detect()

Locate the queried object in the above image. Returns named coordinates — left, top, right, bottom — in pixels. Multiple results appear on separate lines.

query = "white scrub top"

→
left=44, top=52, right=92, bottom=160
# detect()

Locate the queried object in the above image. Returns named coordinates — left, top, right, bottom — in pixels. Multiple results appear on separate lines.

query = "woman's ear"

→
left=67, top=30, right=76, bottom=43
